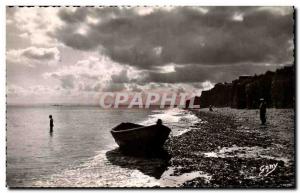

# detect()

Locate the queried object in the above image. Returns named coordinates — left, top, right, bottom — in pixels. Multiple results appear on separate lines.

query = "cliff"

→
left=186, top=65, right=295, bottom=109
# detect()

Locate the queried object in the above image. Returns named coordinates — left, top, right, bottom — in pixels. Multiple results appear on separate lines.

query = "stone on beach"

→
left=165, top=108, right=295, bottom=188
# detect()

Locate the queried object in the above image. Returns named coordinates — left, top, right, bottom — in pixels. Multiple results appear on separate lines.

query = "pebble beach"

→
left=166, top=108, right=295, bottom=188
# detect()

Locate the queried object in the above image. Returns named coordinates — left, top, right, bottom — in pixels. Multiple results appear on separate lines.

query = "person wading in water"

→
left=259, top=98, right=267, bottom=125
left=49, top=115, right=54, bottom=133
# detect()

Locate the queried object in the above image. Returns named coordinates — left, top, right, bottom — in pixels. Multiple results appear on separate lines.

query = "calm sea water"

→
left=6, top=106, right=199, bottom=187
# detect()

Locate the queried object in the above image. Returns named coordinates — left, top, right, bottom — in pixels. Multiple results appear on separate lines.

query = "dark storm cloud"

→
left=22, top=47, right=58, bottom=60
left=143, top=63, right=280, bottom=84
left=111, top=69, right=130, bottom=83
left=55, top=7, right=293, bottom=68
left=53, top=7, right=293, bottom=84
left=54, top=7, right=137, bottom=51
left=58, top=7, right=89, bottom=23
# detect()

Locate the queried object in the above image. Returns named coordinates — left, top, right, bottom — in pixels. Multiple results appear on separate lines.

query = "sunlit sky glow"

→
left=6, top=6, right=294, bottom=104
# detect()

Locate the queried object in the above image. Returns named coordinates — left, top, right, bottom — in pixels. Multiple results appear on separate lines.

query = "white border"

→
left=1, top=0, right=298, bottom=192
left=2, top=0, right=299, bottom=6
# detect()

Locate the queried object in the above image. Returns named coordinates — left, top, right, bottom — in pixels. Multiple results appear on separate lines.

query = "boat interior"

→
left=112, top=122, right=143, bottom=131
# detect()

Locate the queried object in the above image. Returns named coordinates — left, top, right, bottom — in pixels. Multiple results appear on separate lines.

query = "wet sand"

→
left=166, top=108, right=295, bottom=188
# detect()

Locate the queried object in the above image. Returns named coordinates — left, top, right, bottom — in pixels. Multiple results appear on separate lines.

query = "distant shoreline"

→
left=6, top=104, right=185, bottom=109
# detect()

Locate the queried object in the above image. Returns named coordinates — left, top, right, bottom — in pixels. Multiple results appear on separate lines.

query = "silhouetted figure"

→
left=49, top=115, right=54, bottom=133
left=157, top=119, right=162, bottom=125
left=259, top=98, right=267, bottom=125
left=209, top=105, right=213, bottom=112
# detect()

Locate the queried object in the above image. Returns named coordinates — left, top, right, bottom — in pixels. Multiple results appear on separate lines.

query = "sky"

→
left=6, top=6, right=294, bottom=105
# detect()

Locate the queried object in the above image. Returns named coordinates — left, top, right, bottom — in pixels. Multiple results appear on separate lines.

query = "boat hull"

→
left=111, top=123, right=171, bottom=150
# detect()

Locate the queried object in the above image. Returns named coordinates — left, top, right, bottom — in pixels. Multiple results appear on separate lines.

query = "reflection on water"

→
left=7, top=106, right=152, bottom=187
left=106, top=148, right=170, bottom=179
left=7, top=106, right=199, bottom=187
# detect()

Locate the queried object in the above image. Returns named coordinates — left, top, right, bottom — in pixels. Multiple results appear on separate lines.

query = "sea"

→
left=6, top=105, right=200, bottom=187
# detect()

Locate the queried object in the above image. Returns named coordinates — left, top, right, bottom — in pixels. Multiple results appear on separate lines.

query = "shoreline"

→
left=12, top=107, right=295, bottom=188
left=165, top=107, right=295, bottom=188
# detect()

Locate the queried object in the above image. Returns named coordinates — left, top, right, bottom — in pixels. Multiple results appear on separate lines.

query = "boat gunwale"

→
left=111, top=124, right=169, bottom=134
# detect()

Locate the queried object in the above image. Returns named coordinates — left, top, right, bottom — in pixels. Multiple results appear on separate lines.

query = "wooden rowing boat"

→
left=111, top=121, right=171, bottom=150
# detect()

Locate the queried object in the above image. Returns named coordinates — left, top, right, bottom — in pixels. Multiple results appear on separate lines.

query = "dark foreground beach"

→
left=166, top=108, right=295, bottom=188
